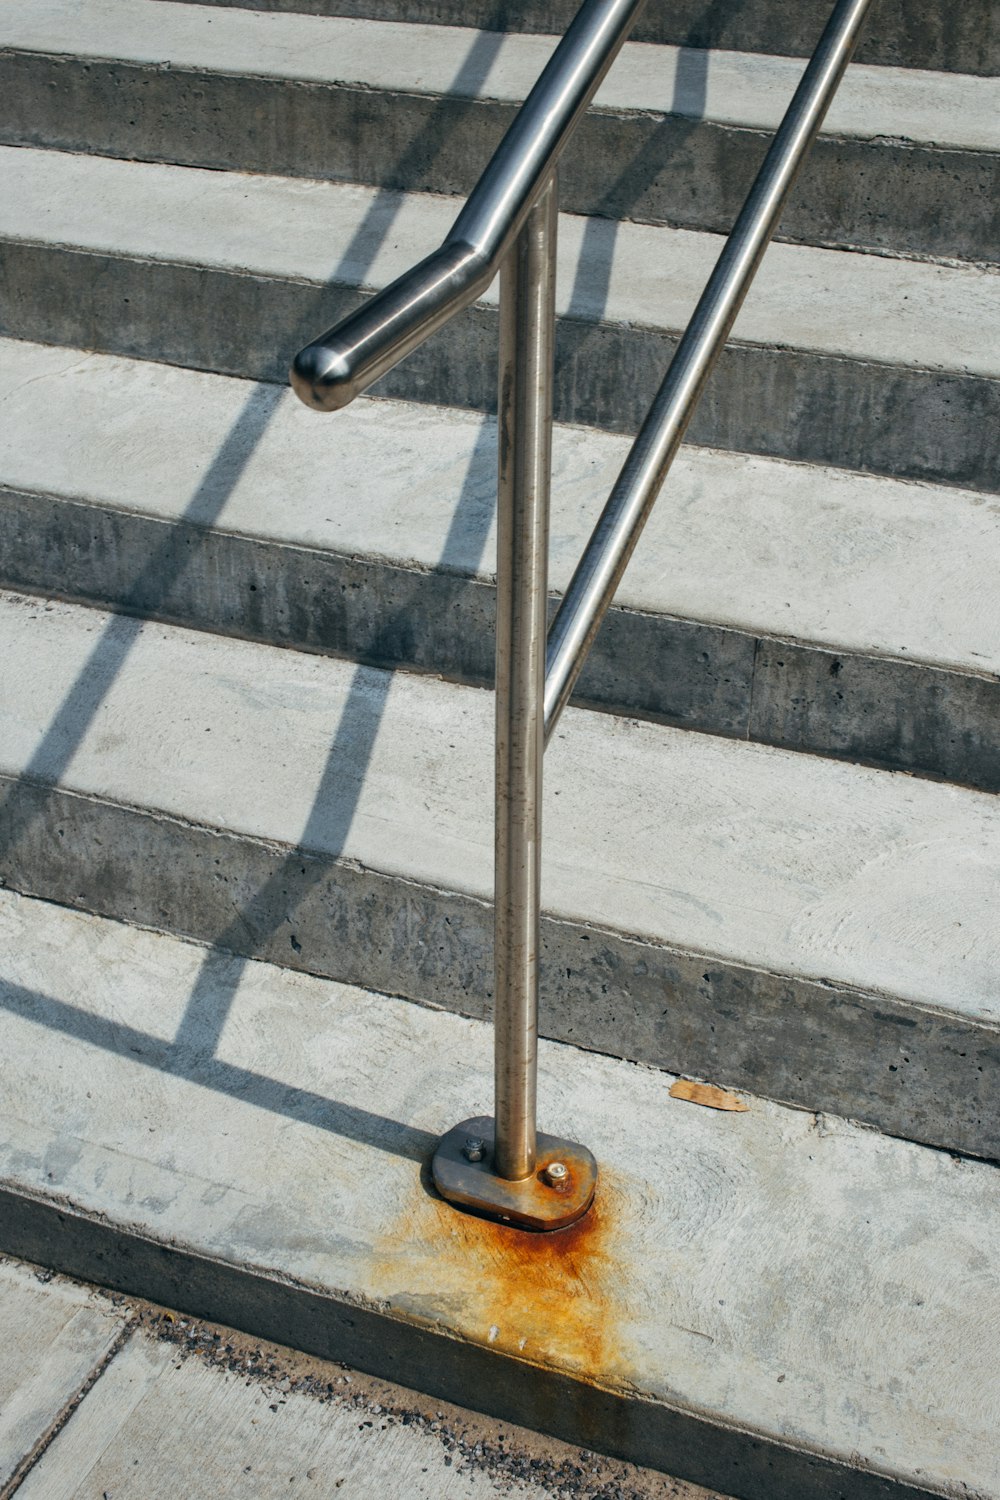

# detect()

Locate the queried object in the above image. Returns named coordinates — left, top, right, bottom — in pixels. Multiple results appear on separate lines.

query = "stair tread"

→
left=0, top=887, right=995, bottom=1496
left=140, top=0, right=1000, bottom=78
left=4, top=0, right=998, bottom=154
left=2, top=147, right=997, bottom=380
left=2, top=589, right=997, bottom=1024
left=2, top=339, right=998, bottom=680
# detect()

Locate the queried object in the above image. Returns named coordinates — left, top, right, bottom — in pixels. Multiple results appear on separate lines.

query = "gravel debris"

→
left=120, top=1295, right=731, bottom=1499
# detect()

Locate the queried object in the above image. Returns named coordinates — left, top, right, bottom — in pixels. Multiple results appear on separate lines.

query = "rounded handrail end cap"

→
left=289, top=344, right=356, bottom=412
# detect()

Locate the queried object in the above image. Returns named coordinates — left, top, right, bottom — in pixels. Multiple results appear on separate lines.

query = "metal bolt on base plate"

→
left=432, top=1116, right=597, bottom=1231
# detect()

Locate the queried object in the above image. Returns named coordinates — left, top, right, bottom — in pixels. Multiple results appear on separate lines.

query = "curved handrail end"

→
left=290, top=342, right=358, bottom=413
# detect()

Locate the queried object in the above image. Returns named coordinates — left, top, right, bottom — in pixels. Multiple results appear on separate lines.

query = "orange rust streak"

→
left=437, top=1188, right=617, bottom=1371
left=375, top=1170, right=629, bottom=1384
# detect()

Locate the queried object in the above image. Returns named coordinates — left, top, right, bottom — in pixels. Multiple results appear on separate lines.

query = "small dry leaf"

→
left=669, top=1079, right=749, bottom=1112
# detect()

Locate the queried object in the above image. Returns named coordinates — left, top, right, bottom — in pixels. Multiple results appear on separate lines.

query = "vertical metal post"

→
left=431, top=173, right=597, bottom=1230
left=493, top=174, right=557, bottom=1182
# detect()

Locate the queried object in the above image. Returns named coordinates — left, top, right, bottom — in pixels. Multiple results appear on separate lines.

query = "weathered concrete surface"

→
left=16, top=1336, right=536, bottom=1499
left=0, top=1257, right=129, bottom=1492
left=6, top=0, right=997, bottom=146
left=2, top=151, right=998, bottom=491
left=0, top=891, right=996, bottom=1499
left=166, top=0, right=1000, bottom=77
left=0, top=593, right=997, bottom=1158
left=4, top=1, right=998, bottom=260
left=1, top=342, right=998, bottom=789
left=0, top=345, right=995, bottom=792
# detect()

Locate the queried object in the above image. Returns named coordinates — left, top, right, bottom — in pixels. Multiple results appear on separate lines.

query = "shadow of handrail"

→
left=1, top=979, right=437, bottom=1165
left=1, top=27, right=506, bottom=1086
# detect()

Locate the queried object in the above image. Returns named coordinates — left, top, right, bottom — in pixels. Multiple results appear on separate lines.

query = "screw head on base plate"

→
left=431, top=1116, right=597, bottom=1231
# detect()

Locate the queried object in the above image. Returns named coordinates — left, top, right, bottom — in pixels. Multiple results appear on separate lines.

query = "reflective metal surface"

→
left=290, top=0, right=646, bottom=412
left=492, top=177, right=557, bottom=1184
left=290, top=0, right=874, bottom=1229
left=432, top=1116, right=598, bottom=1231
left=543, top=0, right=875, bottom=738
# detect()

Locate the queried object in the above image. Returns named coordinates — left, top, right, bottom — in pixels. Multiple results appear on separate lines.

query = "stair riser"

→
left=5, top=58, right=996, bottom=263
left=4, top=247, right=997, bottom=492
left=0, top=1188, right=941, bottom=1500
left=2, top=776, right=996, bottom=1161
left=4, top=490, right=998, bottom=791
left=159, top=0, right=1000, bottom=76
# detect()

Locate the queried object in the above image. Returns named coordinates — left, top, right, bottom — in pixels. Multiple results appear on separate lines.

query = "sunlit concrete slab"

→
left=1, top=150, right=997, bottom=488
left=158, top=0, right=999, bottom=77
left=0, top=891, right=995, bottom=1499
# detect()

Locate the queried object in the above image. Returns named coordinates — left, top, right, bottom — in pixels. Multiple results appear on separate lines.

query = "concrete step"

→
left=162, top=0, right=1000, bottom=78
left=2, top=150, right=998, bottom=492
left=0, top=888, right=996, bottom=1499
left=1, top=590, right=997, bottom=1159
left=4, top=1, right=998, bottom=264
left=2, top=341, right=998, bottom=792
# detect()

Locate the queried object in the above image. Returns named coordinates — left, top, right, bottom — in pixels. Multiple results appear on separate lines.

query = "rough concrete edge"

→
left=0, top=1254, right=733, bottom=1500
left=3, top=246, right=997, bottom=494
left=3, top=486, right=997, bottom=790
left=2, top=775, right=998, bottom=1165
left=7, top=47, right=1000, bottom=159
left=0, top=1183, right=956, bottom=1500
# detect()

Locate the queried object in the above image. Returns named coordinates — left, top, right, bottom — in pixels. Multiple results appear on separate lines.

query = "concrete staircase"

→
left=0, top=1, right=997, bottom=1496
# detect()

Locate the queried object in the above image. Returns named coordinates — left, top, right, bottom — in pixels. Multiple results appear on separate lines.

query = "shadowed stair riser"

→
left=5, top=55, right=998, bottom=263
left=3, top=247, right=998, bottom=493
left=2, top=775, right=996, bottom=1163
left=3, top=489, right=998, bottom=792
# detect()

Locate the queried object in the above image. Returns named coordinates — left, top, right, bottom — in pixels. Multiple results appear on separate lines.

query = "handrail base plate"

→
left=432, top=1116, right=597, bottom=1232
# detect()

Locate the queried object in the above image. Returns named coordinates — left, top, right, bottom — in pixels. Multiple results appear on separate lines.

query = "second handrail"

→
left=543, top=0, right=874, bottom=736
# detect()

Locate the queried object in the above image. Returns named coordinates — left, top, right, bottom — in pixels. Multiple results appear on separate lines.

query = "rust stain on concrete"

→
left=372, top=1168, right=635, bottom=1388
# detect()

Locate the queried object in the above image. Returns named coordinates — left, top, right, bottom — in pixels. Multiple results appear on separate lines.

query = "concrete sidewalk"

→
left=0, top=1256, right=728, bottom=1499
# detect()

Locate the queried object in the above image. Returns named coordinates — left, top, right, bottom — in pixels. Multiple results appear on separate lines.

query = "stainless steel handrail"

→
left=291, top=0, right=647, bottom=413
left=544, top=0, right=873, bottom=737
left=292, top=0, right=874, bottom=1228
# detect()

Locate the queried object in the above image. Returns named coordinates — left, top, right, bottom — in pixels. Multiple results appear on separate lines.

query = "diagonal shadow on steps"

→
left=0, top=28, right=509, bottom=1126
left=0, top=379, right=285, bottom=811
left=561, top=33, right=711, bottom=386
left=170, top=408, right=497, bottom=1059
left=0, top=979, right=437, bottom=1165
left=0, top=21, right=507, bottom=843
